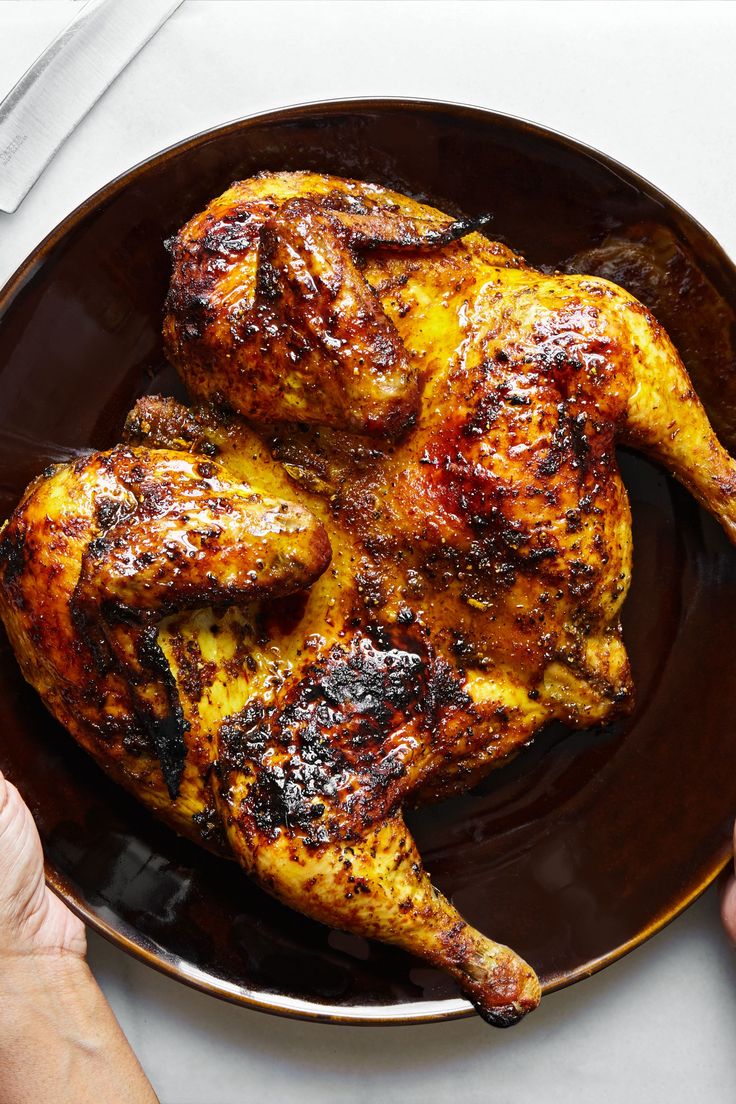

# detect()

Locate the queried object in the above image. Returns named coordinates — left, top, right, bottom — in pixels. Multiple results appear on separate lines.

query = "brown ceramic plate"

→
left=1, top=99, right=735, bottom=1025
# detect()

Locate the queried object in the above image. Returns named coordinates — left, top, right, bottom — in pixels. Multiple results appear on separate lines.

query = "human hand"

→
left=0, top=768, right=86, bottom=960
left=721, top=820, right=736, bottom=946
left=0, top=769, right=157, bottom=1102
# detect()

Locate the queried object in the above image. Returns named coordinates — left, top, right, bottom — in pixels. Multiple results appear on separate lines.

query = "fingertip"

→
left=0, top=772, right=21, bottom=818
left=720, top=875, right=736, bottom=946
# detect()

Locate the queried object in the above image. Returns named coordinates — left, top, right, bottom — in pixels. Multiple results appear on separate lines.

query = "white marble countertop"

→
left=2, top=2, right=736, bottom=1101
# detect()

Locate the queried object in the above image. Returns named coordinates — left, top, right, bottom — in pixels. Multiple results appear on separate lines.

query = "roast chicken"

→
left=2, top=172, right=736, bottom=1026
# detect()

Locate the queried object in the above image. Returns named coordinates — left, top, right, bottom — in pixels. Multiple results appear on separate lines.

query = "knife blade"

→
left=0, top=0, right=183, bottom=213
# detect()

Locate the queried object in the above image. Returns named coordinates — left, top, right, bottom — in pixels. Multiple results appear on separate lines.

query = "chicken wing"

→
left=0, top=445, right=329, bottom=819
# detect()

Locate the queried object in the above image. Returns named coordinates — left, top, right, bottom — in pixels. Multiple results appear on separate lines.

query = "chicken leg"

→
left=618, top=292, right=736, bottom=539
left=221, top=800, right=540, bottom=1026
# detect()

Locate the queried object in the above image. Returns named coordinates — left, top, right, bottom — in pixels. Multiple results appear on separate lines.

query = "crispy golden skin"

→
left=0, top=446, right=330, bottom=817
left=4, top=172, right=736, bottom=1026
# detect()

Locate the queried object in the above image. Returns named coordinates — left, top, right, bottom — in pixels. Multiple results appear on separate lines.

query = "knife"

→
left=0, top=0, right=183, bottom=213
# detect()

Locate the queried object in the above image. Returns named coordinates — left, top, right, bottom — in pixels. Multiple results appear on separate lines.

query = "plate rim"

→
left=3, top=95, right=735, bottom=310
left=45, top=847, right=729, bottom=1025
left=3, top=96, right=734, bottom=1025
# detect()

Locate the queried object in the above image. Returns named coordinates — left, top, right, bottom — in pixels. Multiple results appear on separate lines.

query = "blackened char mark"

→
left=537, top=402, right=592, bottom=478
left=0, top=525, right=27, bottom=589
left=138, top=626, right=189, bottom=798
left=220, top=632, right=471, bottom=842
left=94, top=496, right=134, bottom=532
left=318, top=636, right=423, bottom=734
left=145, top=708, right=188, bottom=800
left=191, top=806, right=228, bottom=851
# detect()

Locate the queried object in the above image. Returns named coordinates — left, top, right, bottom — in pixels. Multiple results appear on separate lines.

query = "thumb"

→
left=0, top=768, right=44, bottom=898
left=720, top=818, right=736, bottom=947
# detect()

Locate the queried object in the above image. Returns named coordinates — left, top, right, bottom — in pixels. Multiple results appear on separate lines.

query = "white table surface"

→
left=2, top=2, right=736, bottom=1101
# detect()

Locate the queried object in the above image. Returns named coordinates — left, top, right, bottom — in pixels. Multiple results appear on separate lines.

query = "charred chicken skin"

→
left=3, top=172, right=736, bottom=1026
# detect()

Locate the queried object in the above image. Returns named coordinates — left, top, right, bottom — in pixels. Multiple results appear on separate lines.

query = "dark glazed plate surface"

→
left=1, top=99, right=736, bottom=1024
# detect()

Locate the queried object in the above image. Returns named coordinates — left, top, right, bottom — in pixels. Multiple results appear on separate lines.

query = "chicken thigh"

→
left=3, top=172, right=736, bottom=1026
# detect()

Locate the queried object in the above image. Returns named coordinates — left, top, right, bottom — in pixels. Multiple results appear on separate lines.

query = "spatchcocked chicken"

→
left=2, top=173, right=735, bottom=1026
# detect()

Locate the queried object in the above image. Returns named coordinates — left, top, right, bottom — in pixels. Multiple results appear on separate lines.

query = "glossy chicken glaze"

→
left=3, top=172, right=736, bottom=1026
